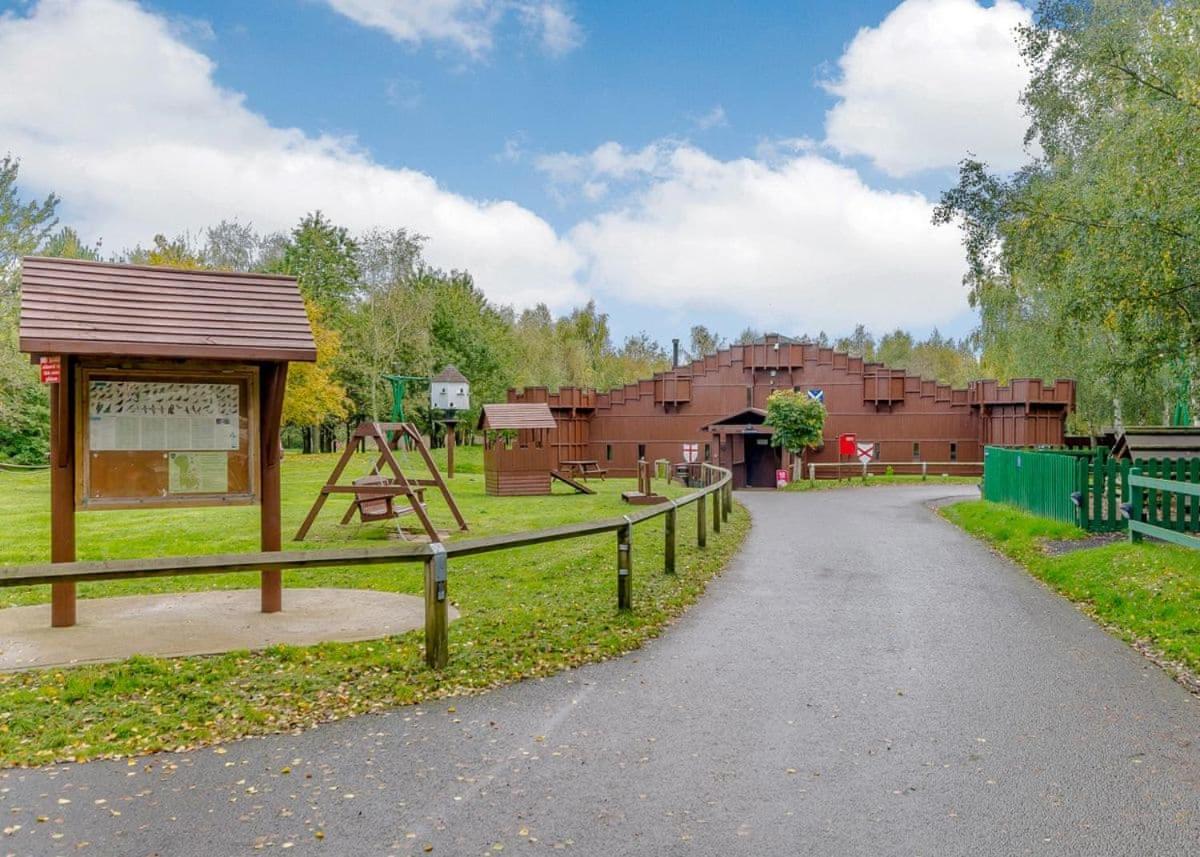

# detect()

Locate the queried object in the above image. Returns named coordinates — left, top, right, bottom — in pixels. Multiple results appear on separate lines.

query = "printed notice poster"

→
left=89, top=381, right=239, bottom=452
left=168, top=452, right=229, bottom=494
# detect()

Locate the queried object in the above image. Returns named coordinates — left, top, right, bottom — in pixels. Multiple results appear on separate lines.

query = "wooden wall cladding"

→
left=75, top=361, right=260, bottom=510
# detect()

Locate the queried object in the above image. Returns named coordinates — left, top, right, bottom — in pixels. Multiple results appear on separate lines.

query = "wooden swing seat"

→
left=350, top=475, right=426, bottom=523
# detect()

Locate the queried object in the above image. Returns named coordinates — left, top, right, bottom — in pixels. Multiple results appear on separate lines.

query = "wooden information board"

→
left=76, top=362, right=260, bottom=510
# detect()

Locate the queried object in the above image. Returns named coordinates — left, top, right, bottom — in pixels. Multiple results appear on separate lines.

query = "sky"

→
left=0, top=0, right=1036, bottom=347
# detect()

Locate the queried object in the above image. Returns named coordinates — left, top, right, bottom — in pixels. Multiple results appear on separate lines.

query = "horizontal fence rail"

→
left=1127, top=466, right=1200, bottom=547
left=804, top=461, right=981, bottom=483
left=0, top=464, right=734, bottom=670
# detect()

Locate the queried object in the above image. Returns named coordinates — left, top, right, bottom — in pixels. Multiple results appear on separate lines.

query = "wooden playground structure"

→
left=621, top=459, right=669, bottom=505
left=295, top=422, right=467, bottom=542
left=479, top=404, right=594, bottom=496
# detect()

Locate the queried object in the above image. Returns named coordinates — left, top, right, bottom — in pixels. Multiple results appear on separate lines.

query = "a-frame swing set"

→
left=294, top=422, right=468, bottom=542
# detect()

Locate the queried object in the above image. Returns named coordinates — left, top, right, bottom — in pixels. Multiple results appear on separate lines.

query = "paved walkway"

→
left=2, top=486, right=1198, bottom=856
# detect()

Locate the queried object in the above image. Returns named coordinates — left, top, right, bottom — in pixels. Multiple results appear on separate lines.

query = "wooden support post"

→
left=712, top=482, right=721, bottom=533
left=424, top=544, right=449, bottom=668
left=664, top=505, right=677, bottom=574
left=1129, top=467, right=1143, bottom=544
left=723, top=482, right=731, bottom=523
left=445, top=420, right=456, bottom=479
left=617, top=521, right=632, bottom=610
left=809, top=463, right=816, bottom=485
left=49, top=356, right=76, bottom=628
left=922, top=461, right=928, bottom=481
left=260, top=363, right=288, bottom=613
left=696, top=493, right=707, bottom=548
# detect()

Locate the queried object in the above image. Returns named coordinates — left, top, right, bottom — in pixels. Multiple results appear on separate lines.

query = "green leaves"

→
left=935, top=0, right=1200, bottom=432
left=763, top=389, right=825, bottom=455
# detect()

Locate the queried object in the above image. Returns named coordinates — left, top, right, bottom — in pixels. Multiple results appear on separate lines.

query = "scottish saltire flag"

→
left=806, top=389, right=824, bottom=403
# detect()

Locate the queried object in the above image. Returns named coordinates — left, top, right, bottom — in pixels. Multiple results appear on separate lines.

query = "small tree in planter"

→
left=764, top=389, right=826, bottom=480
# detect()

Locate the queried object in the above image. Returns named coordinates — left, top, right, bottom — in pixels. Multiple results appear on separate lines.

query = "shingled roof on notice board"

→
left=18, top=256, right=317, bottom=362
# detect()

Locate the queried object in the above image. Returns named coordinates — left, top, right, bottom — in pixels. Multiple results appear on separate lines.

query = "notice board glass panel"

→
left=76, top=363, right=259, bottom=510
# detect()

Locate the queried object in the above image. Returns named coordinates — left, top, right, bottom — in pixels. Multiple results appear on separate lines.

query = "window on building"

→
left=912, top=442, right=921, bottom=461
left=637, top=443, right=646, bottom=461
left=704, top=443, right=712, bottom=462
left=949, top=442, right=958, bottom=462
left=606, top=444, right=613, bottom=461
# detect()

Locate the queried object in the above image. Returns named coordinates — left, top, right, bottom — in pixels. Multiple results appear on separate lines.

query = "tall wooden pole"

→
left=444, top=418, right=457, bottom=478
left=260, top=363, right=288, bottom=613
left=49, top=356, right=76, bottom=627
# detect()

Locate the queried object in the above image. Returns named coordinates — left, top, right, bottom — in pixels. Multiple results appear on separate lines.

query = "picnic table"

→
left=560, top=459, right=607, bottom=481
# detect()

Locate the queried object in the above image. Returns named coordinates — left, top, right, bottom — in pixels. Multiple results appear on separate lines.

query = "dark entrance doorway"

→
left=743, top=433, right=780, bottom=488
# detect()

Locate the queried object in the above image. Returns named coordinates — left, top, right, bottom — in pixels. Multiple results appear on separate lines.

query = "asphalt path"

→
left=2, top=485, right=1198, bottom=856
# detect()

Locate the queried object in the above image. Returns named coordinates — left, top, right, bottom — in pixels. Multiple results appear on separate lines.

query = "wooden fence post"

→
left=664, top=505, right=677, bottom=574
left=712, top=483, right=721, bottom=533
left=1129, top=467, right=1143, bottom=543
left=696, top=493, right=707, bottom=548
left=617, top=520, right=633, bottom=610
left=809, top=463, right=816, bottom=485
left=424, top=544, right=449, bottom=669
left=723, top=482, right=731, bottom=523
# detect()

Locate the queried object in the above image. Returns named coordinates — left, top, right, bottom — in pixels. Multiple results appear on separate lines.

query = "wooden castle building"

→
left=505, top=334, right=1075, bottom=489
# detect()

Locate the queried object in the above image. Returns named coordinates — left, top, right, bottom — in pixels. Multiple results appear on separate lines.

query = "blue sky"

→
left=0, top=0, right=1036, bottom=347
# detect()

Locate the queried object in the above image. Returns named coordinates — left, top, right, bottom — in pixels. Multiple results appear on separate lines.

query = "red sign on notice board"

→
left=838, top=433, right=857, bottom=456
left=39, top=356, right=61, bottom=384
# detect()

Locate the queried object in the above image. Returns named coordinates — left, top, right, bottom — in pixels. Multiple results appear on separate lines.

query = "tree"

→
left=834, top=324, right=875, bottom=360
left=275, top=212, right=361, bottom=311
left=764, top=389, right=826, bottom=457
left=342, top=228, right=434, bottom=420
left=686, top=325, right=724, bottom=361
left=934, top=0, right=1200, bottom=429
left=0, top=156, right=59, bottom=463
left=282, top=301, right=348, bottom=429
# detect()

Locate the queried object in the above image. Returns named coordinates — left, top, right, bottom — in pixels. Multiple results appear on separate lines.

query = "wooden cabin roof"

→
left=478, top=403, right=557, bottom=431
left=702, top=408, right=769, bottom=430
left=18, top=256, right=317, bottom=362
left=1111, top=427, right=1200, bottom=460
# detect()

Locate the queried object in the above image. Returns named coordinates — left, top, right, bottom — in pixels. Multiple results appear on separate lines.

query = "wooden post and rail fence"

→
left=805, top=460, right=983, bottom=484
left=0, top=464, right=734, bottom=671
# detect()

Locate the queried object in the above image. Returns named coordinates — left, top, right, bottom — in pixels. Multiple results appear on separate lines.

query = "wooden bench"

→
left=561, top=459, right=607, bottom=481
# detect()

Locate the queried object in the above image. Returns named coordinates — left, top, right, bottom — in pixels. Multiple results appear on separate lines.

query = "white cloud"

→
left=324, top=0, right=581, bottom=58
left=534, top=141, right=676, bottom=200
left=693, top=105, right=727, bottom=131
left=568, top=144, right=967, bottom=333
left=0, top=0, right=584, bottom=310
left=822, top=0, right=1032, bottom=176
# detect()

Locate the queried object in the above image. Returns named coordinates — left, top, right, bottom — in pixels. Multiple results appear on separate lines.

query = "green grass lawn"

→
left=0, top=445, right=748, bottom=766
left=942, top=500, right=1200, bottom=684
left=783, top=473, right=980, bottom=492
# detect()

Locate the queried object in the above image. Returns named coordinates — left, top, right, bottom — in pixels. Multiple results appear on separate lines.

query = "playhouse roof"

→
left=478, top=403, right=557, bottom=431
left=18, top=256, right=316, bottom=362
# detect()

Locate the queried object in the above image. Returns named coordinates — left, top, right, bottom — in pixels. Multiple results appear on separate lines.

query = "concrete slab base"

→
left=0, top=588, right=457, bottom=671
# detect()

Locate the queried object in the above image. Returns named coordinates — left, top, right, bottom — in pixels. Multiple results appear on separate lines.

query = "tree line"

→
left=935, top=0, right=1200, bottom=433
left=0, top=158, right=986, bottom=465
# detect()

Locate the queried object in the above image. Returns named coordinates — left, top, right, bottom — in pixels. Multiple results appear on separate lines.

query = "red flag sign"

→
left=39, top=356, right=61, bottom=384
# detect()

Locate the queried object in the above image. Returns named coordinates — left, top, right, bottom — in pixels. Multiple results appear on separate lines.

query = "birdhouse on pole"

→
left=431, top=366, right=470, bottom=478
left=430, top=365, right=470, bottom=414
